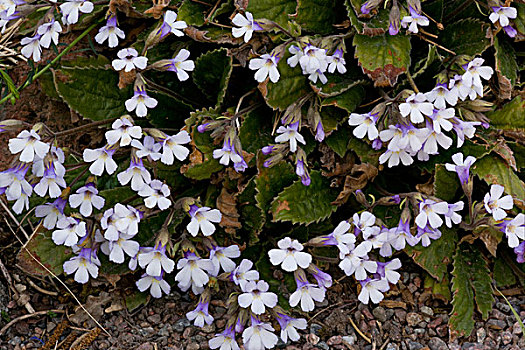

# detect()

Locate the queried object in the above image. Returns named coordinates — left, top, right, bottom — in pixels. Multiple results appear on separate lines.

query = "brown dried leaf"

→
left=379, top=300, right=407, bottom=309
left=216, top=188, right=241, bottom=234
left=144, top=0, right=170, bottom=18
left=416, top=176, right=434, bottom=196
left=493, top=140, right=517, bottom=171
left=331, top=163, right=378, bottom=205
left=70, top=292, right=112, bottom=327
left=118, top=70, right=136, bottom=89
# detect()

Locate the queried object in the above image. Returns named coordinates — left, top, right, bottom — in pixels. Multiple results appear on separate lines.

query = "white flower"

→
left=242, top=319, right=278, bottom=350
left=352, top=211, right=377, bottom=237
left=425, top=83, right=458, bottom=109
left=286, top=45, right=303, bottom=68
left=232, top=11, right=261, bottom=43
left=94, top=15, right=125, bottom=48
left=422, top=127, right=453, bottom=154
left=33, top=146, right=65, bottom=178
left=503, top=214, right=524, bottom=248
left=238, top=280, right=277, bottom=315
left=358, top=278, right=389, bottom=304
left=20, top=35, right=42, bottom=62
left=489, top=6, right=517, bottom=28
left=175, top=252, right=213, bottom=294
left=415, top=199, right=449, bottom=229
left=209, top=245, right=240, bottom=277
left=213, top=140, right=242, bottom=166
left=209, top=327, right=239, bottom=350
left=37, top=20, right=62, bottom=48
left=268, top=237, right=312, bottom=272
left=83, top=146, right=118, bottom=176
left=401, top=8, right=429, bottom=34
left=327, top=49, right=346, bottom=74
left=160, top=130, right=191, bottom=165
left=299, top=44, right=328, bottom=75
left=289, top=280, right=325, bottom=312
left=12, top=188, right=31, bottom=214
left=34, top=171, right=66, bottom=198
left=186, top=301, right=213, bottom=328
left=338, top=242, right=376, bottom=280
left=117, top=159, right=151, bottom=191
left=445, top=153, right=476, bottom=185
left=101, top=203, right=141, bottom=240
left=161, top=10, right=187, bottom=37
left=399, top=92, right=434, bottom=124
left=249, top=54, right=280, bottom=83
left=138, top=245, right=175, bottom=276
left=275, top=122, right=305, bottom=153
left=448, top=75, right=474, bottom=101
left=60, top=0, right=94, bottom=25
left=307, top=69, right=328, bottom=84
left=348, top=112, right=379, bottom=141
left=378, top=258, right=402, bottom=284
left=35, top=199, right=66, bottom=229
left=69, top=183, right=105, bottom=217
left=231, top=259, right=259, bottom=290
left=63, top=249, right=100, bottom=284
left=101, top=235, right=140, bottom=263
left=125, top=88, right=158, bottom=118
left=379, top=148, right=413, bottom=167
left=105, top=116, right=142, bottom=146
left=320, top=220, right=356, bottom=254
left=462, top=58, right=493, bottom=98
left=444, top=201, right=464, bottom=228
left=8, top=129, right=49, bottom=163
left=136, top=274, right=170, bottom=298
left=166, top=49, right=194, bottom=81
left=52, top=217, right=87, bottom=247
left=484, top=184, right=513, bottom=221
left=278, top=316, right=307, bottom=343
left=132, top=135, right=162, bottom=161
left=138, top=180, right=171, bottom=210
left=187, top=205, right=222, bottom=237
left=112, top=48, right=148, bottom=72
left=430, top=108, right=455, bottom=134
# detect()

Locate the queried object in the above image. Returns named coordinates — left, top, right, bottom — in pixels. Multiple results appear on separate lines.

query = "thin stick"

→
left=204, top=0, right=221, bottom=24
left=405, top=71, right=419, bottom=93
left=416, top=34, right=456, bottom=55
left=27, top=279, right=59, bottom=296
left=0, top=199, right=29, bottom=241
left=0, top=309, right=65, bottom=336
left=348, top=316, right=371, bottom=343
left=2, top=216, right=111, bottom=337
left=53, top=118, right=117, bottom=138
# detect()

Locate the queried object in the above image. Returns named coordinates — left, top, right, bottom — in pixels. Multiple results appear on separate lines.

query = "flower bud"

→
left=263, top=153, right=284, bottom=168
left=360, top=0, right=383, bottom=15
left=407, top=0, right=421, bottom=14
left=388, top=3, right=400, bottom=35
left=0, top=119, right=24, bottom=133
left=354, top=190, right=369, bottom=207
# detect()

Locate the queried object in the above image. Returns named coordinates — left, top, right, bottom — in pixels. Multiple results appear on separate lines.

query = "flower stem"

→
left=0, top=21, right=101, bottom=106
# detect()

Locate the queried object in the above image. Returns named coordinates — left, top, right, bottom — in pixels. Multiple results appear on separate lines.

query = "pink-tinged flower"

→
left=208, top=244, right=240, bottom=277
left=37, top=19, right=62, bottom=48
left=138, top=179, right=171, bottom=210
left=112, top=48, right=148, bottom=72
left=131, top=135, right=162, bottom=161
left=138, top=243, right=175, bottom=276
left=484, top=184, right=513, bottom=221
left=275, top=122, right=305, bottom=153
left=249, top=54, right=280, bottom=83
left=275, top=312, right=307, bottom=343
left=95, top=15, right=124, bottom=48
left=186, top=292, right=214, bottom=327
left=401, top=6, right=429, bottom=34
left=230, top=259, right=259, bottom=289
left=117, top=158, right=151, bottom=191
left=158, top=10, right=187, bottom=38
left=69, top=183, right=105, bottom=217
left=35, top=198, right=67, bottom=229
left=100, top=235, right=140, bottom=264
left=136, top=274, right=170, bottom=298
left=376, top=258, right=402, bottom=284
left=60, top=0, right=93, bottom=25
left=8, top=129, right=49, bottom=163
left=489, top=6, right=517, bottom=28
left=63, top=248, right=100, bottom=284
left=238, top=280, right=278, bottom=315
left=416, top=225, right=442, bottom=247
left=289, top=270, right=325, bottom=312
left=399, top=92, right=434, bottom=124
left=209, top=326, right=239, bottom=350
left=231, top=11, right=262, bottom=43
left=175, top=251, right=213, bottom=294
left=187, top=204, right=222, bottom=237
left=105, top=115, right=142, bottom=146
left=358, top=278, right=389, bottom=304
left=52, top=217, right=87, bottom=247
left=268, top=237, right=311, bottom=272
left=445, top=153, right=476, bottom=185
left=348, top=112, right=379, bottom=141
left=498, top=214, right=524, bottom=248
left=415, top=199, right=449, bottom=229
left=83, top=146, right=118, bottom=176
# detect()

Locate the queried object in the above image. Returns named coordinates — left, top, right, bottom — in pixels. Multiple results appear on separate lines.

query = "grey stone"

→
left=502, top=331, right=513, bottom=345
left=202, top=324, right=215, bottom=333
left=386, top=343, right=399, bottom=350
left=373, top=306, right=388, bottom=322
left=486, top=319, right=507, bottom=330
left=476, top=327, right=486, bottom=343
left=173, top=318, right=191, bottom=332
left=315, top=341, right=329, bottom=350
left=428, top=337, right=448, bottom=350
left=496, top=302, right=511, bottom=314
left=407, top=341, right=423, bottom=350
left=310, top=323, right=323, bottom=335
left=406, top=313, right=422, bottom=327
left=147, top=314, right=161, bottom=324
left=342, top=336, right=355, bottom=346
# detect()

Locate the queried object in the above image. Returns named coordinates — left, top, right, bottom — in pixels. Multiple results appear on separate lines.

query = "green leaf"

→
left=352, top=33, right=411, bottom=87
left=493, top=257, right=516, bottom=288
left=53, top=60, right=131, bottom=121
left=270, top=171, right=338, bottom=225
left=177, top=0, right=207, bottom=26
left=440, top=18, right=491, bottom=56
left=125, top=291, right=150, bottom=313
left=261, top=53, right=310, bottom=111
left=311, top=64, right=365, bottom=98
left=348, top=136, right=381, bottom=167
left=295, top=0, right=338, bottom=34
left=146, top=92, right=193, bottom=128
left=434, top=164, right=459, bottom=202
left=325, top=125, right=351, bottom=157
left=193, top=48, right=233, bottom=107
left=405, top=227, right=457, bottom=281
left=246, top=0, right=296, bottom=28
left=486, top=96, right=525, bottom=131
left=183, top=155, right=223, bottom=180
left=321, top=85, right=365, bottom=113
left=17, top=230, right=71, bottom=277
left=424, top=273, right=451, bottom=302
left=494, top=36, right=518, bottom=99
left=473, top=154, right=525, bottom=208
left=238, top=178, right=265, bottom=243
left=99, top=187, right=136, bottom=208
left=255, top=154, right=296, bottom=214
left=450, top=245, right=494, bottom=337
left=239, top=108, right=274, bottom=154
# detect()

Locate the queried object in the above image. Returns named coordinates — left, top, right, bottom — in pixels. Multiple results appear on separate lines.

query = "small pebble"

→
left=342, top=336, right=355, bottom=346
left=407, top=340, right=423, bottom=350
left=406, top=313, right=422, bottom=327
left=428, top=337, right=448, bottom=350
left=476, top=328, right=486, bottom=343
left=373, top=306, right=387, bottom=322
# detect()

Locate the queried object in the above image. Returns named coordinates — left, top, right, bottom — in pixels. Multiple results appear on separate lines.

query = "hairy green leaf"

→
left=193, top=48, right=233, bottom=107
left=270, top=171, right=338, bottom=225
left=295, top=0, right=338, bottom=34
left=353, top=33, right=411, bottom=87
left=239, top=108, right=274, bottom=154
left=238, top=178, right=265, bottom=243
left=440, top=18, right=491, bottom=56
left=493, top=257, right=516, bottom=288
left=255, top=155, right=296, bottom=214
left=486, top=96, right=525, bottom=131
left=17, top=230, right=71, bottom=277
left=434, top=164, right=459, bottom=202
left=246, top=0, right=296, bottom=28
left=494, top=36, right=518, bottom=99
left=183, top=155, right=223, bottom=180
left=177, top=0, right=207, bottom=26
left=321, top=85, right=365, bottom=113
